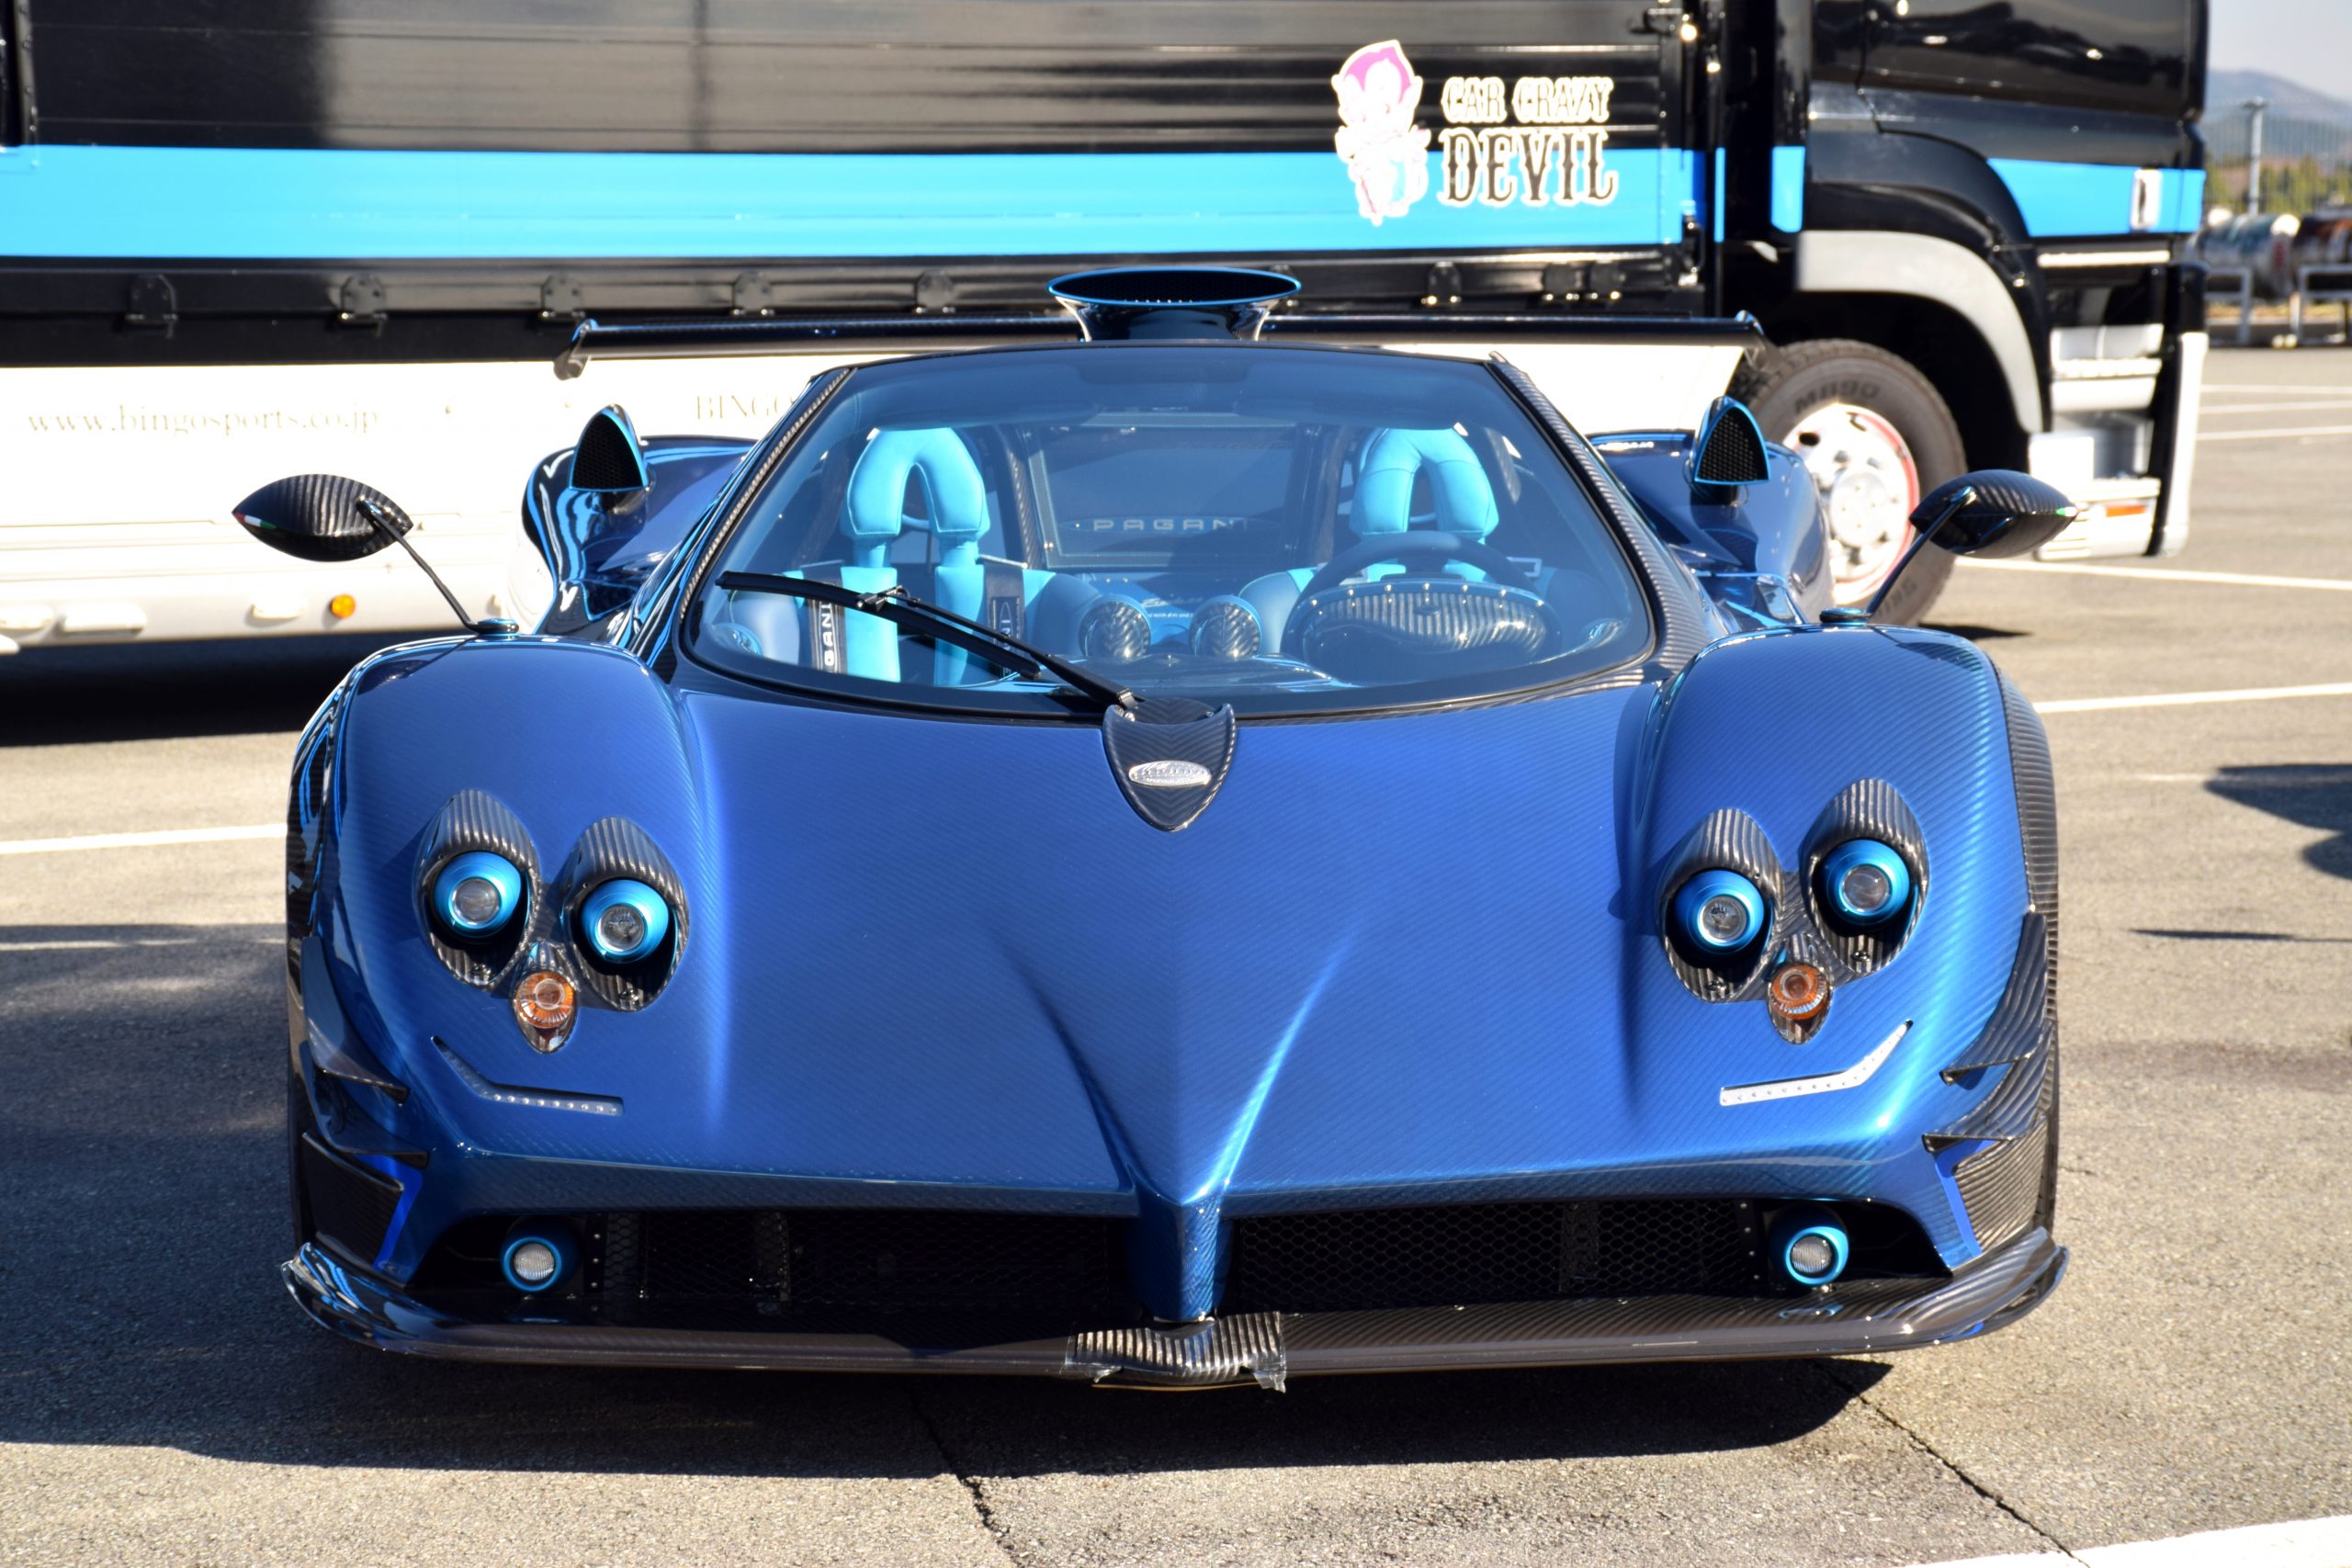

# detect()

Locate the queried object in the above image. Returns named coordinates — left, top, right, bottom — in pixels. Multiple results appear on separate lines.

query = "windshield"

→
left=690, top=344, right=1651, bottom=716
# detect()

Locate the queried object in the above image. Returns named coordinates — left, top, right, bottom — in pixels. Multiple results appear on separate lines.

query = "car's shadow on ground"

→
left=2207, top=763, right=2352, bottom=883
left=0, top=637, right=402, bottom=746
left=0, top=921, right=1883, bottom=1479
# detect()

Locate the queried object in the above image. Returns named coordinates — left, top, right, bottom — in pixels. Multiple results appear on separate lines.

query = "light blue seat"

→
left=711, top=427, right=1101, bottom=682
left=1236, top=426, right=1504, bottom=649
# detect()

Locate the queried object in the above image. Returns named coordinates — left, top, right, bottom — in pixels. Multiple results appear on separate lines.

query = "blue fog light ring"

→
left=581, top=878, right=672, bottom=964
left=432, top=851, right=524, bottom=936
left=1822, top=839, right=1913, bottom=925
left=1770, top=1204, right=1851, bottom=1286
left=500, top=1227, right=577, bottom=1292
left=1672, top=868, right=1768, bottom=952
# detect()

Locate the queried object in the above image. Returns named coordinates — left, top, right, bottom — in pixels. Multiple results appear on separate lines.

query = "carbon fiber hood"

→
left=324, top=629, right=2031, bottom=1311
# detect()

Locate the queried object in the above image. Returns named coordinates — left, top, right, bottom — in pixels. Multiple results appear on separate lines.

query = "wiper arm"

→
left=714, top=572, right=1136, bottom=712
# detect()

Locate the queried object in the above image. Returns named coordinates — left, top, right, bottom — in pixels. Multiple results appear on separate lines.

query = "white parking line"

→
left=1962, top=559, right=2352, bottom=592
left=2037, top=682, right=2352, bottom=715
left=0, top=824, right=278, bottom=857
left=2205, top=382, right=2352, bottom=394
left=1902, top=1511, right=2352, bottom=1567
left=2199, top=423, right=2352, bottom=442
left=2199, top=398, right=2352, bottom=414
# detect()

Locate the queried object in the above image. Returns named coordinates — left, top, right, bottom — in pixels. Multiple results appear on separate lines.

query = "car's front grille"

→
left=1219, top=1199, right=1766, bottom=1314
left=590, top=1208, right=1136, bottom=1340
left=409, top=1194, right=1948, bottom=1337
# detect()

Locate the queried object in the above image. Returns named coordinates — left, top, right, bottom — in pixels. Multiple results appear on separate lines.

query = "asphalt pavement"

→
left=2, top=347, right=2347, bottom=1567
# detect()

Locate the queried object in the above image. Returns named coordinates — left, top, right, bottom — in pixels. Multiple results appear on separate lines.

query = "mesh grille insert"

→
left=591, top=1209, right=1135, bottom=1339
left=300, top=1134, right=401, bottom=1264
left=1221, top=1199, right=1764, bottom=1314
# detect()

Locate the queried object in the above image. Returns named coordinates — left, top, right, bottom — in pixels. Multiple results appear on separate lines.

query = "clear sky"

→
left=2210, top=0, right=2352, bottom=95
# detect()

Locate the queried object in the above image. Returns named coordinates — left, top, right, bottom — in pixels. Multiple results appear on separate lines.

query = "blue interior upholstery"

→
left=1235, top=427, right=1505, bottom=648
left=1356, top=426, right=1499, bottom=543
left=710, top=426, right=1101, bottom=682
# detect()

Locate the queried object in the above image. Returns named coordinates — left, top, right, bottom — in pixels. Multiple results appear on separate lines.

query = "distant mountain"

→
left=2207, top=69, right=2352, bottom=123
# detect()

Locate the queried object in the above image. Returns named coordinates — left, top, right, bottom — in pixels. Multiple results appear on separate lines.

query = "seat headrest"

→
left=1355, top=427, right=1500, bottom=542
left=844, top=427, right=990, bottom=563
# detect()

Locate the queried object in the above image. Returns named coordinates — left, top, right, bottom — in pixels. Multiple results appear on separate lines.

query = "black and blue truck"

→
left=0, top=0, right=2207, bottom=638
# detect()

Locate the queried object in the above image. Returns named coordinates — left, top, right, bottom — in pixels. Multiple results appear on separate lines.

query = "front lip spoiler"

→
left=285, top=1228, right=2065, bottom=1389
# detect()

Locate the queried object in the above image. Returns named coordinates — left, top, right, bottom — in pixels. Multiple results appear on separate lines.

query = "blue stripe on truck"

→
left=1990, top=161, right=2205, bottom=238
left=0, top=144, right=1701, bottom=260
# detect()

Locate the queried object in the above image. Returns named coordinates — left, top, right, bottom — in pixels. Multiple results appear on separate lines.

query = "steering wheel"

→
left=1295, top=531, right=1536, bottom=600
left=1283, top=531, right=1567, bottom=670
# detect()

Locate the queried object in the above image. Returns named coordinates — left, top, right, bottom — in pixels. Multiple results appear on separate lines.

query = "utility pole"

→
left=2245, top=96, right=2270, bottom=213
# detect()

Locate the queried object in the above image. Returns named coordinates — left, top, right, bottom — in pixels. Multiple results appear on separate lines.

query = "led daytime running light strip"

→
left=1719, top=1021, right=1909, bottom=1107
left=433, top=1036, right=622, bottom=1116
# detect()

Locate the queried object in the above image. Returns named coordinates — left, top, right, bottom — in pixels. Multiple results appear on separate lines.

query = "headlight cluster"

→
left=416, top=794, right=688, bottom=1051
left=1660, top=781, right=1927, bottom=1042
left=1670, top=868, right=1766, bottom=953
left=432, top=852, right=524, bottom=937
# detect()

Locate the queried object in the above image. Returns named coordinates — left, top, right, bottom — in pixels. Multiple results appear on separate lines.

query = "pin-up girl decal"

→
left=1332, top=40, right=1431, bottom=225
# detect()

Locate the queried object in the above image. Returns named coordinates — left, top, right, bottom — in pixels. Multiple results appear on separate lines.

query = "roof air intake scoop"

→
left=1048, top=266, right=1302, bottom=342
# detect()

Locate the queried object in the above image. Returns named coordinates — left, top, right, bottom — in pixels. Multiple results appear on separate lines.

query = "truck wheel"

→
left=1733, top=339, right=1967, bottom=624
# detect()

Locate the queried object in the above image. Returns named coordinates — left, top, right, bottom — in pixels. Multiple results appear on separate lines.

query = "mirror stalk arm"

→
left=357, top=500, right=511, bottom=636
left=1861, top=484, right=1976, bottom=623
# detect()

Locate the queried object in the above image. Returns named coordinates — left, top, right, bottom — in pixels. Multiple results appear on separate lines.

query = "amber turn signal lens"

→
left=514, top=969, right=576, bottom=1035
left=327, top=592, right=357, bottom=619
left=1767, top=961, right=1828, bottom=1021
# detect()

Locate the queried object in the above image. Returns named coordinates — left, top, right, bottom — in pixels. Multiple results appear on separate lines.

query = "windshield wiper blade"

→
left=714, top=572, right=1137, bottom=712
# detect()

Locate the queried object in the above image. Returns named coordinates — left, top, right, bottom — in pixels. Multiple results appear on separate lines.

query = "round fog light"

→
left=500, top=1225, right=577, bottom=1292
left=1788, top=1233, right=1838, bottom=1277
left=1769, top=1204, right=1850, bottom=1288
left=508, top=1240, right=557, bottom=1285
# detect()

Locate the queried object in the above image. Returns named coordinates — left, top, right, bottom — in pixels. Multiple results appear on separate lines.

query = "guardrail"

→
left=2200, top=267, right=2258, bottom=345
left=2290, top=265, right=2352, bottom=344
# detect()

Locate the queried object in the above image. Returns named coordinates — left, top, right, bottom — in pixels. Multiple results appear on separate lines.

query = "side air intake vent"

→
left=571, top=405, right=650, bottom=493
left=1688, top=395, right=1770, bottom=493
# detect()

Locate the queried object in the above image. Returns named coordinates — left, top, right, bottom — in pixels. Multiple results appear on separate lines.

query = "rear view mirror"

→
left=232, top=474, right=506, bottom=635
left=1911, top=470, right=2076, bottom=558
left=232, top=474, right=413, bottom=563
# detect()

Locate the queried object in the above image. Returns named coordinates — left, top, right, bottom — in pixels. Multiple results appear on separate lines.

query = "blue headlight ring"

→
left=1671, top=867, right=1769, bottom=952
left=1821, top=839, right=1914, bottom=926
left=580, top=878, right=673, bottom=964
left=432, top=851, right=525, bottom=937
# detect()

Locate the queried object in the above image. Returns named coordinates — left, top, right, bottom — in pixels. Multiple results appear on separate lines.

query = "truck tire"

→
left=1733, top=339, right=1967, bottom=624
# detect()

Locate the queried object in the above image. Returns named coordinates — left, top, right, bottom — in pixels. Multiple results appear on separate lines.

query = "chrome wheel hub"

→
left=1783, top=403, right=1922, bottom=604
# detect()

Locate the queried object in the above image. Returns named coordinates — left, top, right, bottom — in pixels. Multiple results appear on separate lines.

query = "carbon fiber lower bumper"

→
left=283, top=1227, right=2065, bottom=1388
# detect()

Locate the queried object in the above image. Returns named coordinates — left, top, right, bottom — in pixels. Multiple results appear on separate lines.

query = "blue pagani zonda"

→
left=243, top=269, right=2070, bottom=1387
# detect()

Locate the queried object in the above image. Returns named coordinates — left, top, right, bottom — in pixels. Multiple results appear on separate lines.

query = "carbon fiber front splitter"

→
left=284, top=1227, right=2064, bottom=1388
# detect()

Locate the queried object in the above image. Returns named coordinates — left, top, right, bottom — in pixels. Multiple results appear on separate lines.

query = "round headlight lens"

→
left=1671, top=868, right=1767, bottom=952
left=580, top=879, right=671, bottom=964
left=432, top=851, right=523, bottom=937
left=1820, top=840, right=1913, bottom=926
